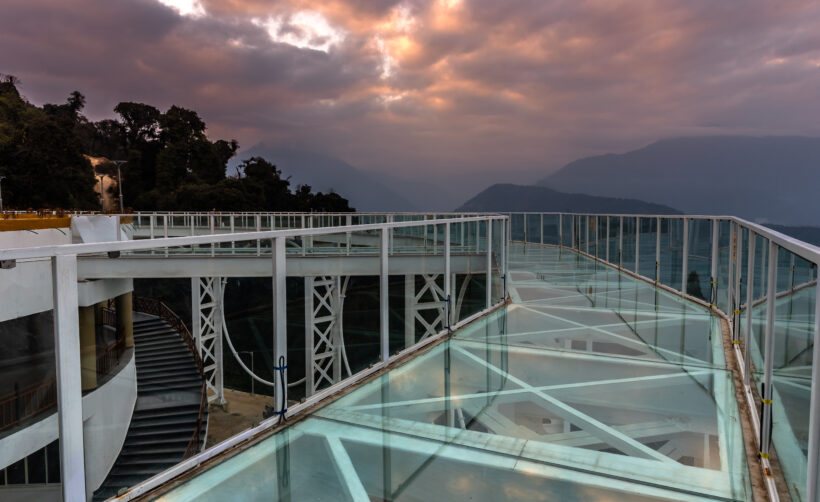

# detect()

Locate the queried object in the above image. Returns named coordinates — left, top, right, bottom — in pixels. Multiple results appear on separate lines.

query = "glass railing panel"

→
left=491, top=219, right=505, bottom=305
left=510, top=213, right=525, bottom=241
left=621, top=217, right=636, bottom=273
left=715, top=220, right=731, bottom=313
left=638, top=217, right=658, bottom=279
left=542, top=214, right=560, bottom=245
left=659, top=218, right=684, bottom=290
left=525, top=214, right=540, bottom=244
left=768, top=248, right=816, bottom=502
left=685, top=219, right=712, bottom=303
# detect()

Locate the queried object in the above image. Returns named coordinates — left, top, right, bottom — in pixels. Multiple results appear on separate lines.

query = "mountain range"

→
left=457, top=184, right=680, bottom=214
left=538, top=136, right=820, bottom=226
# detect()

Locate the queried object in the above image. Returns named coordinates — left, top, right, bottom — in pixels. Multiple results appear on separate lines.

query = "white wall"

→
left=0, top=258, right=53, bottom=322
left=0, top=352, right=137, bottom=499
left=0, top=227, right=71, bottom=249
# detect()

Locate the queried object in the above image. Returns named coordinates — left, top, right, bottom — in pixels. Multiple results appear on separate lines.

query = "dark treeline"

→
left=0, top=75, right=352, bottom=212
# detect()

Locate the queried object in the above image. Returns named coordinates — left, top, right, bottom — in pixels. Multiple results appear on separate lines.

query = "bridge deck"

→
left=134, top=245, right=753, bottom=501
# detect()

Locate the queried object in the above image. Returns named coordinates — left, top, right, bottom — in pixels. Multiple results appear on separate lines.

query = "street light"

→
left=112, top=160, right=126, bottom=213
left=98, top=174, right=105, bottom=212
left=0, top=176, right=5, bottom=212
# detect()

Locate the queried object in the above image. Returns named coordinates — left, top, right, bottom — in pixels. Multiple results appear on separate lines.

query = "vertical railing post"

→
left=710, top=219, right=720, bottom=308
left=230, top=215, right=235, bottom=254
left=570, top=215, right=575, bottom=250
left=744, top=232, right=755, bottom=385
left=681, top=218, right=689, bottom=293
left=733, top=224, right=743, bottom=342
left=209, top=214, right=215, bottom=257
left=805, top=266, right=820, bottom=501
left=728, top=223, right=735, bottom=310
left=346, top=214, right=352, bottom=255
left=272, top=237, right=288, bottom=417
left=619, top=216, right=623, bottom=268
left=52, top=254, right=87, bottom=502
left=760, top=240, right=778, bottom=457
left=655, top=217, right=661, bottom=283
left=163, top=214, right=169, bottom=257
left=585, top=215, right=590, bottom=255
left=256, top=214, right=261, bottom=256
left=540, top=213, right=544, bottom=244
left=558, top=214, right=563, bottom=247
left=523, top=214, right=527, bottom=243
left=486, top=220, right=492, bottom=309
left=635, top=217, right=640, bottom=272
left=594, top=216, right=599, bottom=256
left=606, top=216, right=610, bottom=263
left=380, top=228, right=390, bottom=362
left=444, top=222, right=451, bottom=330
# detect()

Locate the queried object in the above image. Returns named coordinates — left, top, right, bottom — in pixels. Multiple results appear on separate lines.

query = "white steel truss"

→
left=192, top=276, right=225, bottom=404
left=404, top=273, right=473, bottom=346
left=304, top=276, right=350, bottom=396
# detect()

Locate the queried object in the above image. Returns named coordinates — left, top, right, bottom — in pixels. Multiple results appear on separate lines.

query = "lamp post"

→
left=0, top=175, right=5, bottom=212
left=112, top=160, right=126, bottom=213
left=98, top=174, right=105, bottom=213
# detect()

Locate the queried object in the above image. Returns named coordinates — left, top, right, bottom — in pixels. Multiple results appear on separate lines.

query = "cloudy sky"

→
left=2, top=0, right=820, bottom=186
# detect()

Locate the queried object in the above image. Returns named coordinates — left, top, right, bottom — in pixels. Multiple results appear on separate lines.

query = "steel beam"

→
left=272, top=237, right=288, bottom=416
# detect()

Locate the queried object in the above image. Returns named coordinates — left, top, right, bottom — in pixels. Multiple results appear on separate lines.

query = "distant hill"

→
left=456, top=184, right=680, bottom=214
left=230, top=146, right=418, bottom=212
left=539, top=136, right=820, bottom=226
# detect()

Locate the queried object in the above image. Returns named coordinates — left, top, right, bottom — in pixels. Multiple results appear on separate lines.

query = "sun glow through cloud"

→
left=156, top=0, right=205, bottom=18
left=252, top=11, right=345, bottom=53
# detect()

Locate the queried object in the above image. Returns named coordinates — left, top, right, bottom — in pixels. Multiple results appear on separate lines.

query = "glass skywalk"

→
left=150, top=244, right=751, bottom=501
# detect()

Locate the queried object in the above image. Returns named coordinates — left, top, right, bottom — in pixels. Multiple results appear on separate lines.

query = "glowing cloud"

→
left=253, top=11, right=345, bottom=53
left=156, top=0, right=205, bottom=18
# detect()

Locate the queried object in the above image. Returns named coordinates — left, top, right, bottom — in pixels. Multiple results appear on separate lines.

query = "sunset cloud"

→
left=2, top=0, right=820, bottom=186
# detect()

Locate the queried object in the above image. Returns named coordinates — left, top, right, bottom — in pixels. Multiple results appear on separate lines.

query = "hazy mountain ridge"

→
left=230, top=146, right=418, bottom=211
left=538, top=136, right=820, bottom=225
left=456, top=184, right=681, bottom=214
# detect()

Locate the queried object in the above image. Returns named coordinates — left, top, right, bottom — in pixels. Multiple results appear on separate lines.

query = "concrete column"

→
left=78, top=305, right=97, bottom=391
left=116, top=292, right=134, bottom=348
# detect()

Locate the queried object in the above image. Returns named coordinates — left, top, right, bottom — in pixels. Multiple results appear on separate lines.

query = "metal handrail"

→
left=0, top=376, right=57, bottom=432
left=133, top=297, right=206, bottom=458
left=0, top=214, right=506, bottom=260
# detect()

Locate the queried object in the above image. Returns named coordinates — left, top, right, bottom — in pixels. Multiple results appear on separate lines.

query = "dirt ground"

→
left=205, top=388, right=273, bottom=447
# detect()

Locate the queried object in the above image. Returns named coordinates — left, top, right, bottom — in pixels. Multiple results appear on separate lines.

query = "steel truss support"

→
left=304, top=276, right=349, bottom=396
left=192, top=276, right=225, bottom=404
left=404, top=273, right=472, bottom=346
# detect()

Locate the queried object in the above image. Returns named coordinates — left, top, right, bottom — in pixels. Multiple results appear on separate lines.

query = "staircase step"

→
left=123, top=436, right=191, bottom=448
left=135, top=352, right=194, bottom=364
left=139, top=383, right=202, bottom=394
left=137, top=376, right=203, bottom=389
left=134, top=338, right=187, bottom=350
left=119, top=447, right=187, bottom=459
left=132, top=406, right=201, bottom=420
left=135, top=344, right=189, bottom=358
left=137, top=369, right=200, bottom=382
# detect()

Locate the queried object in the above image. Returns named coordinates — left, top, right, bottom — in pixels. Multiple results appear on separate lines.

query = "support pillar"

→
left=116, top=292, right=134, bottom=348
left=78, top=305, right=97, bottom=391
left=272, top=237, right=288, bottom=416
left=52, top=254, right=87, bottom=501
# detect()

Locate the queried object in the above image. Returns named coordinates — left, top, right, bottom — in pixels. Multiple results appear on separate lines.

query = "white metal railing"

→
left=508, top=212, right=820, bottom=502
left=0, top=214, right=507, bottom=502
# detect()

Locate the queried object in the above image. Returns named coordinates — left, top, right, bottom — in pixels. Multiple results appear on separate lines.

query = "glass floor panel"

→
left=153, top=245, right=752, bottom=501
